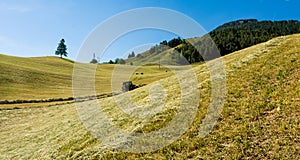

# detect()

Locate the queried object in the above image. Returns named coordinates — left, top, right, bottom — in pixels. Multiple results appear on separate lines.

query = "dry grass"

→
left=0, top=55, right=174, bottom=102
left=0, top=34, right=299, bottom=159
left=0, top=56, right=73, bottom=100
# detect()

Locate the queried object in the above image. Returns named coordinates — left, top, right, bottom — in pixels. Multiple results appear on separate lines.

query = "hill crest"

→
left=125, top=19, right=300, bottom=65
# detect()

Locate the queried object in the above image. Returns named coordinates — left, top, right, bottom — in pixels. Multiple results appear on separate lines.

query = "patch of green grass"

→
left=58, top=133, right=99, bottom=159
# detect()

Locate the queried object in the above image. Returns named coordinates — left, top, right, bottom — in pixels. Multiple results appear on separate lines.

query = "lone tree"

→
left=55, top=38, right=68, bottom=58
left=90, top=53, right=98, bottom=64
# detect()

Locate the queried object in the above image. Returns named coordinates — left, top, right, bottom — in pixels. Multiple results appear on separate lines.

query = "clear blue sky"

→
left=0, top=0, right=299, bottom=62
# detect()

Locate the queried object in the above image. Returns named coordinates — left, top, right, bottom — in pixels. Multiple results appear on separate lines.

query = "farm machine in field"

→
left=122, top=81, right=138, bottom=92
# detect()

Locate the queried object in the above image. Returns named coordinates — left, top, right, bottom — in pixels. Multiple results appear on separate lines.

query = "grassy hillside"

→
left=125, top=48, right=178, bottom=66
left=127, top=19, right=300, bottom=65
left=0, top=55, right=174, bottom=103
left=0, top=34, right=299, bottom=159
left=0, top=55, right=73, bottom=100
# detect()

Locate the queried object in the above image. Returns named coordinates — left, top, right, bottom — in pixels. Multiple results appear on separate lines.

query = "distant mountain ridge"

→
left=126, top=19, right=300, bottom=65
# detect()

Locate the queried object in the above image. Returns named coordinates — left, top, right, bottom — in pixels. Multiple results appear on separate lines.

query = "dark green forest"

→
left=137, top=19, right=300, bottom=64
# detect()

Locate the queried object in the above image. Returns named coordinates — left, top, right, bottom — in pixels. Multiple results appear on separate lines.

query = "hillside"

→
left=126, top=19, right=300, bottom=65
left=0, top=54, right=174, bottom=108
left=0, top=55, right=74, bottom=100
left=0, top=34, right=299, bottom=159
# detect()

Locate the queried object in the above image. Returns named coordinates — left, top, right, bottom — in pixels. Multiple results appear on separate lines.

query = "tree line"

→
left=137, top=19, right=300, bottom=64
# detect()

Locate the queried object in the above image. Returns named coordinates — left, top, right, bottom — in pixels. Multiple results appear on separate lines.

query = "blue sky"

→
left=0, top=0, right=299, bottom=62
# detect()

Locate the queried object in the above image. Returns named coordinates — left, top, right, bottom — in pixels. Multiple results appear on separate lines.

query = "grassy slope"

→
left=0, top=34, right=299, bottom=159
left=125, top=48, right=182, bottom=66
left=0, top=55, right=173, bottom=102
left=0, top=55, right=73, bottom=100
left=125, top=44, right=208, bottom=67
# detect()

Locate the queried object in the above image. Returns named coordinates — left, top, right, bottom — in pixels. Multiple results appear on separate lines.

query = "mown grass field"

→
left=0, top=55, right=174, bottom=108
left=0, top=55, right=73, bottom=100
left=0, top=34, right=299, bottom=159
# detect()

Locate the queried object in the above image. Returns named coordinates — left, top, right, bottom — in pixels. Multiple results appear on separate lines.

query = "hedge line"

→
left=0, top=92, right=120, bottom=105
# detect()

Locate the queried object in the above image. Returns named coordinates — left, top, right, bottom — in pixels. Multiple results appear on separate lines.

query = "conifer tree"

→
left=55, top=38, right=68, bottom=58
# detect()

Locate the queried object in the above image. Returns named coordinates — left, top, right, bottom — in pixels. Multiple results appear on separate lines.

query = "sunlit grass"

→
left=0, top=55, right=175, bottom=101
left=0, top=34, right=299, bottom=159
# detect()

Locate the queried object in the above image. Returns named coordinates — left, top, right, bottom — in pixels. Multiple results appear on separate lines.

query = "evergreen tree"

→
left=55, top=38, right=68, bottom=58
left=90, top=53, right=98, bottom=64
left=131, top=51, right=135, bottom=57
left=128, top=51, right=136, bottom=58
